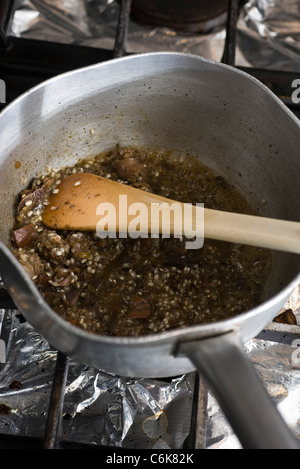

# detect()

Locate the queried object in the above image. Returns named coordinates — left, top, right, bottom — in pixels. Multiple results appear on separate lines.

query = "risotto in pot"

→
left=10, top=146, right=271, bottom=336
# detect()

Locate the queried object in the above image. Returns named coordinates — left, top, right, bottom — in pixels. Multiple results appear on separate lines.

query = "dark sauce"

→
left=11, top=146, right=271, bottom=336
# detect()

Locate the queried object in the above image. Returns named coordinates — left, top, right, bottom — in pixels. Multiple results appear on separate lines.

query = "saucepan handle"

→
left=180, top=332, right=299, bottom=449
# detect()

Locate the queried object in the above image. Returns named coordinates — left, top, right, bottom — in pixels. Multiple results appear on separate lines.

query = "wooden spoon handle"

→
left=204, top=208, right=300, bottom=253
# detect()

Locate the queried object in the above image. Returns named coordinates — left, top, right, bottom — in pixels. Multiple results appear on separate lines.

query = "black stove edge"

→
left=0, top=288, right=15, bottom=309
left=0, top=36, right=114, bottom=76
left=0, top=432, right=107, bottom=449
left=0, top=0, right=15, bottom=49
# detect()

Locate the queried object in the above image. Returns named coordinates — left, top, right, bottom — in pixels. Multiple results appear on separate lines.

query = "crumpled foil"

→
left=0, top=310, right=194, bottom=448
left=236, top=0, right=300, bottom=71
left=8, top=0, right=300, bottom=71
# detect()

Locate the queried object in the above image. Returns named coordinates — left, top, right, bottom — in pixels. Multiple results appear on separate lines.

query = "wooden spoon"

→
left=42, top=173, right=300, bottom=254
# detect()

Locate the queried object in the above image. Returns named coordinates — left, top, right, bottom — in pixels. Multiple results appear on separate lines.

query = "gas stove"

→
left=0, top=0, right=299, bottom=450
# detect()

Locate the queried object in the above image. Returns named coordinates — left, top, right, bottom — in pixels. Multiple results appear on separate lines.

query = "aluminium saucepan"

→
left=0, top=52, right=299, bottom=449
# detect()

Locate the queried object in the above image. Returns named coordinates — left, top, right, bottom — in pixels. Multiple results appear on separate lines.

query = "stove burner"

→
left=130, top=0, right=229, bottom=34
